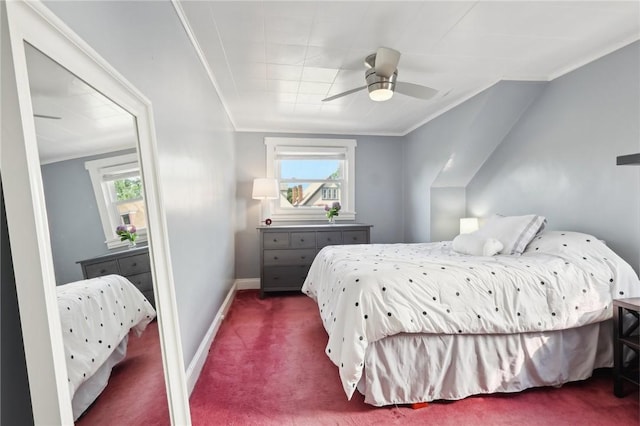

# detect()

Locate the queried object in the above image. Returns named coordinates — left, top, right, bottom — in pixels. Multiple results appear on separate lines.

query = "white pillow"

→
left=452, top=234, right=504, bottom=256
left=475, top=214, right=547, bottom=255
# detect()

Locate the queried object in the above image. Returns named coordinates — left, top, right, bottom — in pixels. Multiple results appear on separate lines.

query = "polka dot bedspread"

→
left=302, top=231, right=640, bottom=400
left=57, top=274, right=156, bottom=400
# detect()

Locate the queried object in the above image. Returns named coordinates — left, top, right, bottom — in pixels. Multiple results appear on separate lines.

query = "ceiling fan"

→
left=34, top=114, right=61, bottom=120
left=322, top=47, right=438, bottom=103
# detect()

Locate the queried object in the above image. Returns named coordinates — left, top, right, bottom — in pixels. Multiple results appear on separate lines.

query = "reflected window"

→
left=110, top=176, right=146, bottom=230
left=85, top=153, right=147, bottom=248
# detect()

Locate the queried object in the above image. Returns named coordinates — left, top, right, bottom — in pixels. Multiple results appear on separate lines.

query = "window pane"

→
left=116, top=199, right=147, bottom=230
left=280, top=159, right=342, bottom=180
left=279, top=182, right=341, bottom=208
left=113, top=177, right=143, bottom=201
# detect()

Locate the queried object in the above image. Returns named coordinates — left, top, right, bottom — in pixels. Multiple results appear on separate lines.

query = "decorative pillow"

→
left=475, top=214, right=547, bottom=255
left=482, top=238, right=504, bottom=256
left=452, top=234, right=504, bottom=256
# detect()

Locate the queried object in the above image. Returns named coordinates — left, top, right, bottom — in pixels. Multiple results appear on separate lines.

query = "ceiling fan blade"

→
left=322, top=85, right=367, bottom=102
left=374, top=47, right=401, bottom=77
left=34, top=114, right=61, bottom=120
left=395, top=82, right=438, bottom=100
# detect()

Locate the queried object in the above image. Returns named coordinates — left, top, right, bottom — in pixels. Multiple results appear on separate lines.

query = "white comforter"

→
left=57, top=274, right=156, bottom=399
left=302, top=231, right=640, bottom=399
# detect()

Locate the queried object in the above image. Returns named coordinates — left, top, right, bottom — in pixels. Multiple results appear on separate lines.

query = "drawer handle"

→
left=274, top=256, right=279, bottom=260
left=352, top=237, right=358, bottom=241
left=300, top=239, right=304, bottom=242
left=273, top=239, right=278, bottom=242
left=100, top=269, right=106, bottom=273
left=301, top=256, right=306, bottom=259
left=274, top=277, right=279, bottom=280
left=132, top=263, right=137, bottom=267
left=327, top=238, right=332, bottom=241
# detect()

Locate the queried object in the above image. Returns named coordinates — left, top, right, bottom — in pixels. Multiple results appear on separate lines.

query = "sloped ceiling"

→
left=432, top=80, right=546, bottom=188
left=176, top=0, right=640, bottom=136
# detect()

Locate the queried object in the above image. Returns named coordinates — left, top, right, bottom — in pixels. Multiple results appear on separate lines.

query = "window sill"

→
left=106, top=230, right=148, bottom=250
left=270, top=212, right=356, bottom=222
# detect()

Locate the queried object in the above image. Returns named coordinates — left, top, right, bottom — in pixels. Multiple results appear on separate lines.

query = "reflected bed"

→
left=56, top=274, right=156, bottom=419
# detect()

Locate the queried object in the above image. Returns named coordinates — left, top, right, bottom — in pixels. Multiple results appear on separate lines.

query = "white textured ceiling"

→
left=25, top=44, right=137, bottom=164
left=177, top=0, right=640, bottom=136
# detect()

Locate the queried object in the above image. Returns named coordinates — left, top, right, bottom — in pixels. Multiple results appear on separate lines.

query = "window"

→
left=321, top=187, right=339, bottom=200
left=265, top=138, right=356, bottom=221
left=85, top=153, right=148, bottom=248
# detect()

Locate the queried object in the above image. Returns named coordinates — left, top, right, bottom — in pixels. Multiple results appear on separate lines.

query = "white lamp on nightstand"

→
left=252, top=178, right=279, bottom=225
left=459, top=217, right=479, bottom=234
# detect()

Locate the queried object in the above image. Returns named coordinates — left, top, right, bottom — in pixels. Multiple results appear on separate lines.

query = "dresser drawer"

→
left=263, top=232, right=290, bottom=249
left=317, top=231, right=342, bottom=248
left=262, top=265, right=310, bottom=289
left=127, top=272, right=153, bottom=292
left=263, top=249, right=315, bottom=266
left=118, top=253, right=151, bottom=275
left=85, top=260, right=119, bottom=278
left=290, top=232, right=316, bottom=249
left=343, top=230, right=368, bottom=244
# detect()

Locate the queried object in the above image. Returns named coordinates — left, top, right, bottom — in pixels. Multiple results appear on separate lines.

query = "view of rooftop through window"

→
left=279, top=158, right=343, bottom=209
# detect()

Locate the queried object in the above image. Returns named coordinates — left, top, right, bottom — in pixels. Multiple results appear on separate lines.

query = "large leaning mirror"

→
left=2, top=2, right=190, bottom=424
left=27, top=43, right=167, bottom=424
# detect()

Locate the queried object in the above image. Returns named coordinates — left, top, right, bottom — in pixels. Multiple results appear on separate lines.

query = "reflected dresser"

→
left=258, top=224, right=372, bottom=298
left=77, top=245, right=155, bottom=308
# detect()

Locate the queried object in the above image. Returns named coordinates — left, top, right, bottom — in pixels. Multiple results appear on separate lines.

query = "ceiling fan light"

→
left=366, top=70, right=396, bottom=102
left=369, top=88, right=394, bottom=102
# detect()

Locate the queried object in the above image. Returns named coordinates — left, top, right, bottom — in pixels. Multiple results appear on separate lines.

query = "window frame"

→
left=265, top=137, right=357, bottom=222
left=85, top=153, right=148, bottom=248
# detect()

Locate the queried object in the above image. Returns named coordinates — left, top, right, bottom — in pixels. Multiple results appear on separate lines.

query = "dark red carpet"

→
left=76, top=321, right=170, bottom=426
left=190, top=290, right=639, bottom=425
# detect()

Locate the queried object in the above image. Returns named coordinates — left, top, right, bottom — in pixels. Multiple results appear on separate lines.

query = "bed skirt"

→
left=72, top=335, right=128, bottom=420
left=358, top=320, right=612, bottom=406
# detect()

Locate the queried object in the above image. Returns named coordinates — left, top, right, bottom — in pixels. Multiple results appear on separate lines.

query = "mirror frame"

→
left=2, top=1, right=190, bottom=424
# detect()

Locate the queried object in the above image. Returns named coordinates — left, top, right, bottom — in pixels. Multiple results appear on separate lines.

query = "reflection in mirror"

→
left=24, top=43, right=170, bottom=424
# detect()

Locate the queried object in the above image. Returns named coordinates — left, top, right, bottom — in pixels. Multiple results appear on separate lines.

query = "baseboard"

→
left=235, top=278, right=260, bottom=290
left=185, top=280, right=237, bottom=394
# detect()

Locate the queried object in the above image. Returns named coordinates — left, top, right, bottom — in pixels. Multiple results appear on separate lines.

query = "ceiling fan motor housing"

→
left=365, top=68, right=397, bottom=99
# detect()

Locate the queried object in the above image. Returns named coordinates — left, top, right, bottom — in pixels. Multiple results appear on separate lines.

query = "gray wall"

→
left=45, top=1, right=237, bottom=368
left=234, top=132, right=405, bottom=279
left=41, top=149, right=135, bottom=285
left=430, top=187, right=466, bottom=242
left=467, top=41, right=640, bottom=272
left=403, top=81, right=545, bottom=243
left=403, top=89, right=492, bottom=243
left=1, top=179, right=34, bottom=425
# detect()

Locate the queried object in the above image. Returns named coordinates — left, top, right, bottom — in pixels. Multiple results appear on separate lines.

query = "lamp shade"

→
left=252, top=178, right=278, bottom=200
left=459, top=217, right=479, bottom=234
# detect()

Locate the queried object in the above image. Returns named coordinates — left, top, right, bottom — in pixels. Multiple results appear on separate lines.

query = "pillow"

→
left=452, top=234, right=504, bottom=256
left=475, top=214, right=547, bottom=255
left=522, top=230, right=601, bottom=255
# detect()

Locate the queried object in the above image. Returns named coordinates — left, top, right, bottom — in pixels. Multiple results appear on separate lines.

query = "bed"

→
left=302, top=223, right=640, bottom=406
left=56, top=274, right=156, bottom=419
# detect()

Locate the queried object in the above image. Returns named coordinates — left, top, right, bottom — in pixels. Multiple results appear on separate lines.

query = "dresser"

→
left=258, top=224, right=372, bottom=298
left=77, top=246, right=155, bottom=308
